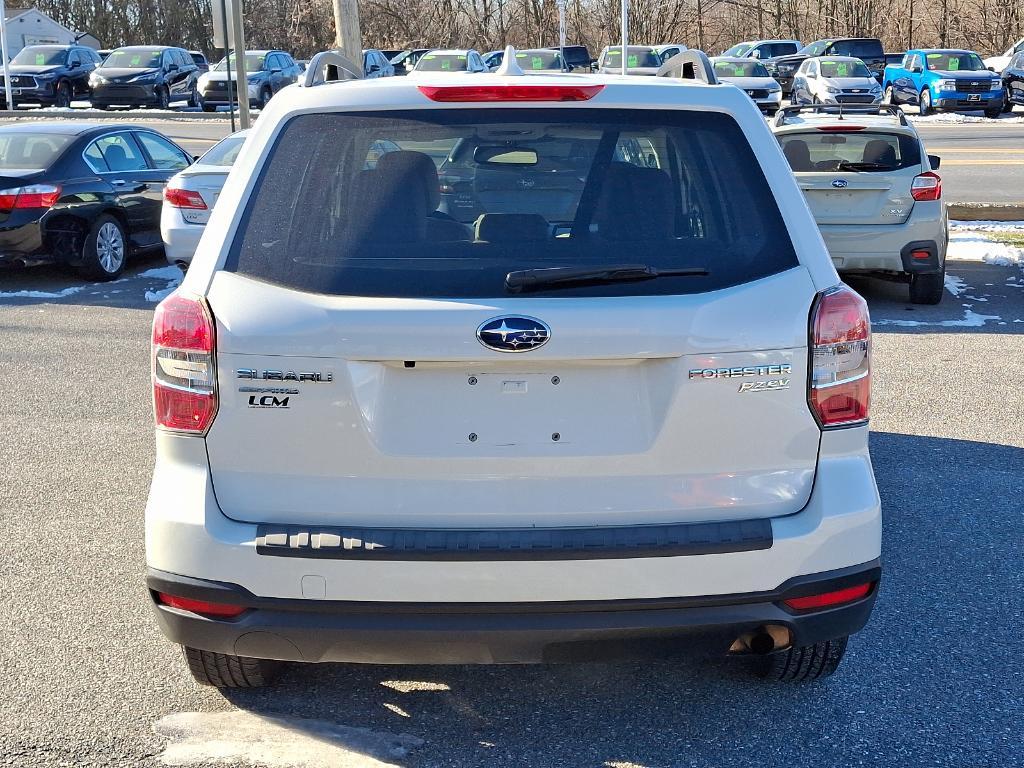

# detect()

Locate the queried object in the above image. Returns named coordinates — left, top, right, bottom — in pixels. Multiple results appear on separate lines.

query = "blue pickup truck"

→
left=883, top=49, right=1004, bottom=117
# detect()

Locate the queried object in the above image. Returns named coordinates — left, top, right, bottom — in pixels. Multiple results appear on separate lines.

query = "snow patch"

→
left=948, top=221, right=1024, bottom=233
left=141, top=266, right=184, bottom=302
left=874, top=309, right=1001, bottom=328
left=908, top=113, right=1024, bottom=124
left=945, top=232, right=1023, bottom=266
left=943, top=274, right=968, bottom=296
left=154, top=711, right=422, bottom=767
left=0, top=284, right=85, bottom=299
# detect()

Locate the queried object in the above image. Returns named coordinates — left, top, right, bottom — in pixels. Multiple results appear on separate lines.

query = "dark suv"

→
left=765, top=38, right=884, bottom=94
left=0, top=45, right=101, bottom=108
left=89, top=46, right=200, bottom=109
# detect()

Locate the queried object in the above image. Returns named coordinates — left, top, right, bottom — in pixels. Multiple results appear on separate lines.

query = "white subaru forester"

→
left=146, top=50, right=881, bottom=688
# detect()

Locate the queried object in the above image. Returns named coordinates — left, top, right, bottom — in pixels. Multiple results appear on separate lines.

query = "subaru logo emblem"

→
left=477, top=316, right=551, bottom=353
left=831, top=179, right=848, bottom=189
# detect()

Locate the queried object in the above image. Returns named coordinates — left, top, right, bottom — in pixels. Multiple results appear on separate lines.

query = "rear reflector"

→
left=911, top=249, right=931, bottom=260
left=152, top=293, right=218, bottom=433
left=418, top=84, right=604, bottom=102
left=157, top=592, right=246, bottom=618
left=809, top=285, right=870, bottom=428
left=784, top=582, right=873, bottom=611
left=0, top=183, right=62, bottom=210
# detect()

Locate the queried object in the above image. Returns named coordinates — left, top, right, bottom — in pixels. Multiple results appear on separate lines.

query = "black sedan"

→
left=1002, top=51, right=1024, bottom=112
left=0, top=44, right=102, bottom=108
left=0, top=122, right=192, bottom=279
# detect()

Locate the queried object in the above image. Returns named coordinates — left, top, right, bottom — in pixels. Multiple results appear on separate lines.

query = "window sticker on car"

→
left=628, top=54, right=639, bottom=67
left=35, top=53, right=46, bottom=65
left=836, top=62, right=849, bottom=76
left=441, top=60, right=451, bottom=70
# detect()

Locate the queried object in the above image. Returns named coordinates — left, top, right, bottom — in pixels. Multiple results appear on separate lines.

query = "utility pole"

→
left=332, top=0, right=362, bottom=61
left=620, top=0, right=628, bottom=75
left=0, top=0, right=13, bottom=110
left=229, top=0, right=250, bottom=129
left=907, top=0, right=914, bottom=49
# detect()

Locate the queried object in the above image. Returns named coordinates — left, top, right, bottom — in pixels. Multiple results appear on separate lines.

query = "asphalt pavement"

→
left=1, top=252, right=1022, bottom=767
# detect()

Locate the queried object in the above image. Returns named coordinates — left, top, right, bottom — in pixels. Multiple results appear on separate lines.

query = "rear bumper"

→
left=148, top=560, right=880, bottom=664
left=820, top=201, right=947, bottom=273
left=0, top=218, right=47, bottom=264
left=160, top=210, right=203, bottom=267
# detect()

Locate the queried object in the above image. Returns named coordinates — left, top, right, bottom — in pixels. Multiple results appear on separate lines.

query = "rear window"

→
left=778, top=130, right=922, bottom=173
left=198, top=134, right=246, bottom=166
left=760, top=43, right=799, bottom=57
left=227, top=109, right=798, bottom=299
left=0, top=132, right=72, bottom=169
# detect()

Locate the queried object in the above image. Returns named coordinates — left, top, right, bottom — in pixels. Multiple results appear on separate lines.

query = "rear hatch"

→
left=203, top=102, right=822, bottom=529
left=777, top=127, right=921, bottom=225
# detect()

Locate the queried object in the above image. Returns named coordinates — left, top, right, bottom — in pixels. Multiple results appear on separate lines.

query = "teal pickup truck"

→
left=883, top=49, right=1004, bottom=117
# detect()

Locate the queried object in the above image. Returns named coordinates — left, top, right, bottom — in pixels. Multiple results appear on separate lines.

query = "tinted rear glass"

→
left=0, top=132, right=73, bottom=169
left=832, top=40, right=883, bottom=59
left=761, top=43, right=799, bottom=57
left=778, top=130, right=921, bottom=172
left=227, top=109, right=798, bottom=299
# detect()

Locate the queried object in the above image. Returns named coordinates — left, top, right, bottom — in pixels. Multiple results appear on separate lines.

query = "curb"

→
left=948, top=202, right=1024, bottom=222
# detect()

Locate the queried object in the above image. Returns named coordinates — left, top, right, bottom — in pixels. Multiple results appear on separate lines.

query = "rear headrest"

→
left=28, top=142, right=53, bottom=167
left=376, top=150, right=440, bottom=210
left=783, top=139, right=812, bottom=171
left=474, top=213, right=549, bottom=243
left=103, top=143, right=130, bottom=170
left=862, top=139, right=897, bottom=167
left=592, top=162, right=673, bottom=240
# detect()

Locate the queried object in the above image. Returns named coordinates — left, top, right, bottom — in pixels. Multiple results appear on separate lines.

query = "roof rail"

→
left=774, top=103, right=909, bottom=127
left=300, top=50, right=362, bottom=87
left=656, top=50, right=718, bottom=84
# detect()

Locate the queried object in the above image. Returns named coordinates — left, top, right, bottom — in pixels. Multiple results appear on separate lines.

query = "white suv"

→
left=146, top=51, right=881, bottom=688
left=772, top=105, right=948, bottom=304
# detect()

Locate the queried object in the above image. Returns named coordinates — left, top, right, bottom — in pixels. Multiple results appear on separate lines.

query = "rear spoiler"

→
left=656, top=50, right=718, bottom=84
left=774, top=104, right=909, bottom=127
left=300, top=50, right=362, bottom=87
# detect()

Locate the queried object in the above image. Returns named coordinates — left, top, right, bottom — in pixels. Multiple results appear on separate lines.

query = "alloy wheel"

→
left=96, top=221, right=125, bottom=274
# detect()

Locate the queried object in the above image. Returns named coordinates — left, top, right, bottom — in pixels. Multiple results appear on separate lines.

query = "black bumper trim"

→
left=254, top=519, right=772, bottom=561
left=147, top=561, right=880, bottom=664
left=900, top=240, right=942, bottom=273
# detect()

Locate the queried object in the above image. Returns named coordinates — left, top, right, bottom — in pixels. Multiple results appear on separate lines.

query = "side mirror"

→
left=70, top=60, right=81, bottom=69
left=271, top=67, right=282, bottom=73
left=987, top=66, right=996, bottom=72
left=193, top=154, right=200, bottom=162
left=167, top=63, right=178, bottom=72
left=368, top=64, right=379, bottom=73
left=910, top=66, right=922, bottom=74
left=928, top=154, right=941, bottom=170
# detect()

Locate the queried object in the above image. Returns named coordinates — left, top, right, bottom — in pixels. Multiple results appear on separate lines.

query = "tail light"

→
left=809, top=285, right=870, bottom=428
left=152, top=292, right=217, bottom=433
left=418, top=84, right=604, bottom=102
left=164, top=184, right=210, bottom=224
left=0, top=183, right=61, bottom=211
left=783, top=582, right=874, bottom=611
left=911, top=171, right=941, bottom=201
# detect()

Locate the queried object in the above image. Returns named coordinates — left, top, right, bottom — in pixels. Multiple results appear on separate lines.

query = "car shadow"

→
left=0, top=255, right=179, bottom=310
left=203, top=431, right=1023, bottom=767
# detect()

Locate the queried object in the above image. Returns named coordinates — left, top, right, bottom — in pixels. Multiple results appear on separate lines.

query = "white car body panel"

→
left=160, top=166, right=232, bottom=266
left=151, top=71, right=878, bottom=614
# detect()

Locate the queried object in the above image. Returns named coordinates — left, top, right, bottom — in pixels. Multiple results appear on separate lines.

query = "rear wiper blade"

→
left=836, top=161, right=890, bottom=171
left=505, top=264, right=708, bottom=294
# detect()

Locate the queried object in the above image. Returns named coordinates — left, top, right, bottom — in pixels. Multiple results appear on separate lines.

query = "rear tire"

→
left=754, top=636, right=848, bottom=682
left=202, top=103, right=216, bottom=112
left=909, top=268, right=945, bottom=305
left=1003, top=92, right=1013, bottom=113
left=156, top=86, right=170, bottom=110
left=259, top=86, right=273, bottom=109
left=183, top=646, right=281, bottom=688
left=883, top=85, right=897, bottom=105
left=78, top=214, right=127, bottom=280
